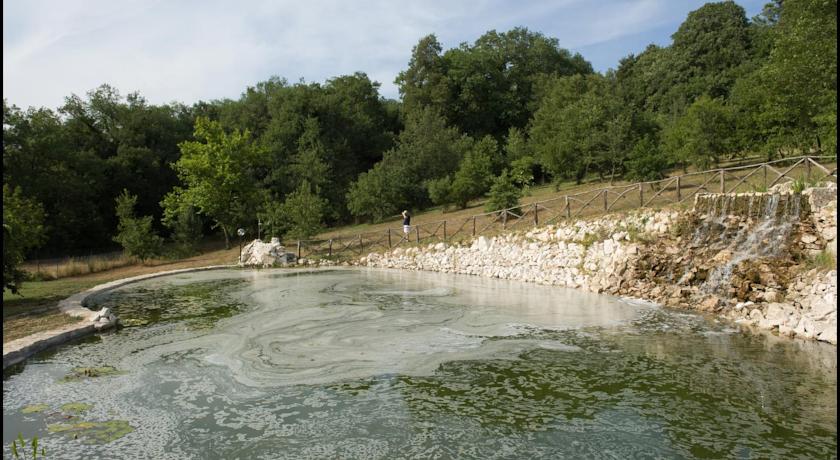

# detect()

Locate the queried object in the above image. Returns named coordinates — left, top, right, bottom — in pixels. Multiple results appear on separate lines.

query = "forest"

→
left=3, top=1, right=837, bottom=292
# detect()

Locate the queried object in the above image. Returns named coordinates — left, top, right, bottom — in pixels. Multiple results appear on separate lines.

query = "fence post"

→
left=443, top=221, right=447, bottom=241
left=676, top=176, right=681, bottom=202
left=806, top=157, right=812, bottom=181
left=502, top=210, right=507, bottom=229
left=603, top=190, right=608, bottom=211
left=359, top=234, right=363, bottom=254
left=297, top=241, right=301, bottom=259
left=533, top=203, right=539, bottom=226
left=719, top=169, right=725, bottom=193
left=639, top=184, right=644, bottom=207
left=472, top=216, right=477, bottom=236
left=565, top=196, right=570, bottom=218
left=328, top=239, right=333, bottom=257
left=416, top=225, right=420, bottom=243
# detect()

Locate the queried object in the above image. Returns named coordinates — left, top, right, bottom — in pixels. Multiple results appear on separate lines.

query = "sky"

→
left=3, top=0, right=768, bottom=110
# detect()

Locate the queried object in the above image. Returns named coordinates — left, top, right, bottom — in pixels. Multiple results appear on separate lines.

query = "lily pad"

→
left=61, top=402, right=93, bottom=414
left=48, top=420, right=135, bottom=444
left=21, top=404, right=50, bottom=414
left=60, top=366, right=125, bottom=382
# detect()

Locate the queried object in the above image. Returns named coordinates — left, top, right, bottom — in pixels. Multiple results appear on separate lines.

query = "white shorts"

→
left=403, top=225, right=410, bottom=233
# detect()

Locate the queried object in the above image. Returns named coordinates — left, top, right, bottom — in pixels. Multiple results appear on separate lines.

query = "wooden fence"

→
left=286, top=155, right=837, bottom=260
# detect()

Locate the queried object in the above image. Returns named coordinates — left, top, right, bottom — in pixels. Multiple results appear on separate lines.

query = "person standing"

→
left=402, top=210, right=411, bottom=237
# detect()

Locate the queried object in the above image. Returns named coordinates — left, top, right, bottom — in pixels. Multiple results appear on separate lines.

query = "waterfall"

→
left=695, top=193, right=803, bottom=295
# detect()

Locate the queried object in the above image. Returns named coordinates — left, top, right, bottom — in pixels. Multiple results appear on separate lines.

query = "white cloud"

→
left=3, top=0, right=753, bottom=109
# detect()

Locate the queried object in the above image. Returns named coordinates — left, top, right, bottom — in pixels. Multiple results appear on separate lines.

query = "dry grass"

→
left=3, top=310, right=83, bottom=343
left=3, top=242, right=240, bottom=343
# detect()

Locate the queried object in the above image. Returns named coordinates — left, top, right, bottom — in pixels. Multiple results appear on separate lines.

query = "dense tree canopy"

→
left=3, top=0, right=836, bottom=280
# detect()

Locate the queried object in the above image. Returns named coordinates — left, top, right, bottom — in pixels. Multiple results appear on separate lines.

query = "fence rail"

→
left=285, top=155, right=836, bottom=260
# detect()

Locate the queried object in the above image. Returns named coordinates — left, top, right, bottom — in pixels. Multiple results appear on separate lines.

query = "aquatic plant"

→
left=48, top=420, right=134, bottom=444
left=60, top=402, right=93, bottom=414
left=9, top=433, right=46, bottom=459
left=60, top=366, right=125, bottom=383
left=20, top=404, right=49, bottom=414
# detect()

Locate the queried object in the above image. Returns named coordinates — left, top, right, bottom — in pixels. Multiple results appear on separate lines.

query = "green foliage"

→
left=396, top=28, right=592, bottom=139
left=113, top=190, right=163, bottom=263
left=485, top=170, right=523, bottom=212
left=3, top=185, right=46, bottom=294
left=805, top=249, right=837, bottom=272
left=347, top=107, right=471, bottom=221
left=426, top=176, right=453, bottom=208
left=160, top=189, right=203, bottom=257
left=174, top=118, right=262, bottom=248
left=450, top=136, right=497, bottom=208
left=624, top=137, right=669, bottom=181
left=10, top=433, right=45, bottom=459
left=662, top=95, right=735, bottom=170
left=276, top=182, right=328, bottom=240
left=530, top=74, right=612, bottom=183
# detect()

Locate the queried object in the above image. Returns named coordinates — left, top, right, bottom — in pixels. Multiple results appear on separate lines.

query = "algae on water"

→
left=60, top=402, right=93, bottom=414
left=60, top=366, right=125, bottom=382
left=21, top=404, right=50, bottom=414
left=48, top=420, right=135, bottom=444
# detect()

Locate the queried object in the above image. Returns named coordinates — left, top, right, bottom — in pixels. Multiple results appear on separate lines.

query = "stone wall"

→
left=362, top=187, right=837, bottom=345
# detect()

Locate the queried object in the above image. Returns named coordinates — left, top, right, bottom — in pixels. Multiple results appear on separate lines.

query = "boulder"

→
left=239, top=239, right=296, bottom=267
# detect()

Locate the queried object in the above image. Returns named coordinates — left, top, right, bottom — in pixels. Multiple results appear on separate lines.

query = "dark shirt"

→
left=403, top=215, right=410, bottom=225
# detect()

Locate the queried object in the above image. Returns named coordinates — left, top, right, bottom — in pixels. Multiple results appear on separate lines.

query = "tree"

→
left=174, top=118, right=262, bottom=248
left=624, top=136, right=670, bottom=181
left=346, top=107, right=471, bottom=220
left=662, top=95, right=735, bottom=170
left=530, top=74, right=611, bottom=184
left=762, top=0, right=837, bottom=154
left=449, top=136, right=496, bottom=208
left=160, top=188, right=203, bottom=257
left=484, top=170, right=522, bottom=213
left=3, top=185, right=46, bottom=294
left=113, top=190, right=163, bottom=263
left=277, top=181, right=328, bottom=240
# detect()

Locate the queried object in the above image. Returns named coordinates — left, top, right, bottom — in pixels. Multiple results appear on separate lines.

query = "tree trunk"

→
left=222, top=226, right=231, bottom=250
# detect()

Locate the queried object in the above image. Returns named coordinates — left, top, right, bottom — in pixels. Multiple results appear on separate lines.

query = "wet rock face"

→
left=362, top=185, right=837, bottom=345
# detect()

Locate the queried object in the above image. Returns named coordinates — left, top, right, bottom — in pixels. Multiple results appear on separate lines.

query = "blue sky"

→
left=3, top=0, right=768, bottom=110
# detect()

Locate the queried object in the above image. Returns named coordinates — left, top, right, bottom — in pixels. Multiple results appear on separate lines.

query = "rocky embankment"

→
left=362, top=184, right=837, bottom=344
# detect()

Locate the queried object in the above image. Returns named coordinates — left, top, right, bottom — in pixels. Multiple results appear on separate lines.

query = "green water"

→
left=3, top=268, right=836, bottom=459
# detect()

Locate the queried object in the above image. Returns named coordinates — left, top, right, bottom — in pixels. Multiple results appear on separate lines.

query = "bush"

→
left=278, top=181, right=328, bottom=240
left=484, top=170, right=523, bottom=213
left=113, top=190, right=163, bottom=263
left=426, top=176, right=453, bottom=208
left=3, top=185, right=47, bottom=294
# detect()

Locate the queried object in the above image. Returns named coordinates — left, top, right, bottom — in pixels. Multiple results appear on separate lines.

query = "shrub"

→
left=113, top=190, right=163, bottom=263
left=484, top=170, right=523, bottom=213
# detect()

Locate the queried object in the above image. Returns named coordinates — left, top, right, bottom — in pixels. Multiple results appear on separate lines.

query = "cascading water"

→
left=695, top=192, right=803, bottom=295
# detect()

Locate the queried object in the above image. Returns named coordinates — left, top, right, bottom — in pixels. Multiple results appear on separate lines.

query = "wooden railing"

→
left=286, top=155, right=837, bottom=260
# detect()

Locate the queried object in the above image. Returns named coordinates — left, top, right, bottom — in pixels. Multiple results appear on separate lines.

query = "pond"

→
left=3, top=268, right=836, bottom=459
